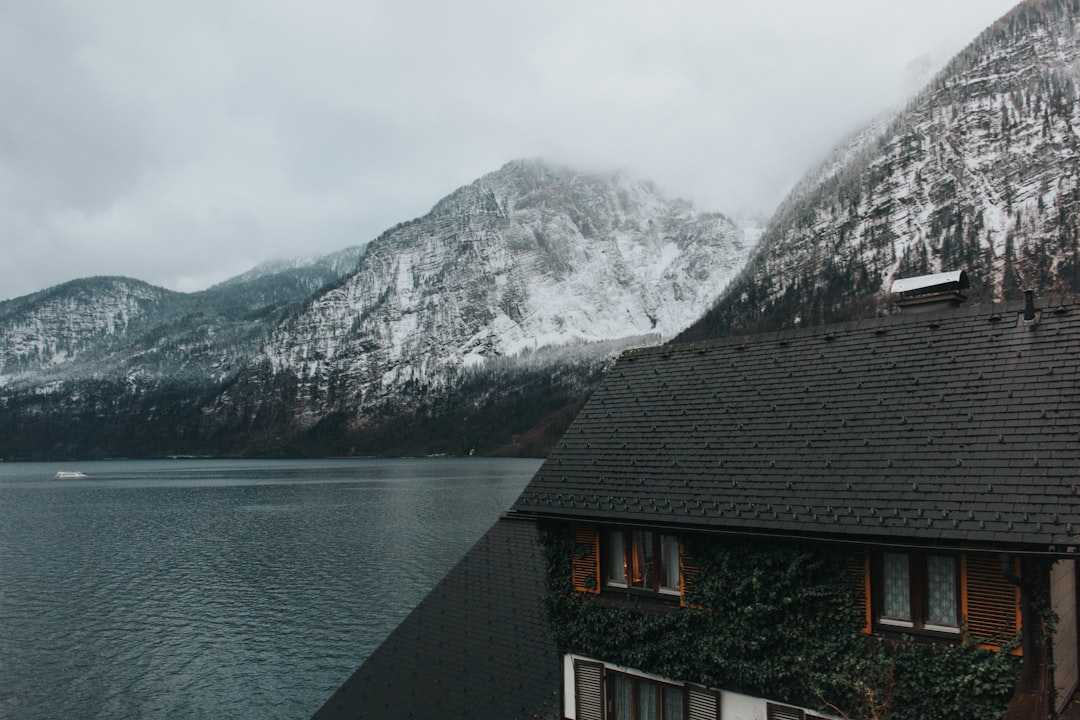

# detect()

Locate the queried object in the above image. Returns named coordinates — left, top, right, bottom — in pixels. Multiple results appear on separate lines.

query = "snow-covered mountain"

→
left=231, top=159, right=747, bottom=425
left=0, top=159, right=749, bottom=459
left=209, top=246, right=365, bottom=300
left=0, top=247, right=365, bottom=394
left=0, top=277, right=179, bottom=384
left=682, top=0, right=1080, bottom=340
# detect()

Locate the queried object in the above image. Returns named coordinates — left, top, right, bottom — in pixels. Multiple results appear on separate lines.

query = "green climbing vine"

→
left=539, top=522, right=1022, bottom=720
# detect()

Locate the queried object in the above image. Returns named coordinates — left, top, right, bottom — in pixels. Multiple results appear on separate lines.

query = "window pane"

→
left=926, top=555, right=958, bottom=626
left=630, top=531, right=655, bottom=588
left=882, top=552, right=911, bottom=620
left=660, top=535, right=680, bottom=591
left=637, top=679, right=658, bottom=720
left=612, top=674, right=632, bottom=720
left=606, top=531, right=626, bottom=586
left=663, top=686, right=684, bottom=720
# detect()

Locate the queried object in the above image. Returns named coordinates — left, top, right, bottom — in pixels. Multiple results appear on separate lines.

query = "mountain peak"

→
left=260, top=159, right=749, bottom=422
left=681, top=0, right=1080, bottom=341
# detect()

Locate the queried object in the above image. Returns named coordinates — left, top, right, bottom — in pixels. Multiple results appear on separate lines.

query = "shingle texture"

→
left=311, top=518, right=558, bottom=720
left=511, top=296, right=1080, bottom=552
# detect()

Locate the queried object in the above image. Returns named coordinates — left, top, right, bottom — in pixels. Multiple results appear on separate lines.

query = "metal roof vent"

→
left=891, top=270, right=970, bottom=313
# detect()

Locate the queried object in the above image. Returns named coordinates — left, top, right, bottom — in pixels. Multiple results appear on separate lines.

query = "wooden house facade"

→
left=508, top=290, right=1080, bottom=720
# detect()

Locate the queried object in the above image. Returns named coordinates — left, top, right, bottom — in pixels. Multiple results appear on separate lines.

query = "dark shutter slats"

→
left=571, top=524, right=600, bottom=594
left=963, top=554, right=1022, bottom=654
left=766, top=702, right=805, bottom=720
left=844, top=551, right=871, bottom=634
left=574, top=660, right=604, bottom=720
left=680, top=545, right=705, bottom=609
left=686, top=686, right=719, bottom=720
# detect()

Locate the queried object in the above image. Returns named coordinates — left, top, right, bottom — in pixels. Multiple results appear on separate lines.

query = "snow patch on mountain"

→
left=258, top=159, right=751, bottom=418
left=0, top=277, right=176, bottom=379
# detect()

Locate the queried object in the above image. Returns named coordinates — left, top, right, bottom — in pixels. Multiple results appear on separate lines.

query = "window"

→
left=569, top=653, right=777, bottom=720
left=610, top=670, right=685, bottom=720
left=605, top=529, right=681, bottom=595
left=875, top=551, right=959, bottom=633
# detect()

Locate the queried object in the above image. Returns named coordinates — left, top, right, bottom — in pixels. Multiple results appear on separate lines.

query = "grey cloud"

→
left=0, top=0, right=1020, bottom=301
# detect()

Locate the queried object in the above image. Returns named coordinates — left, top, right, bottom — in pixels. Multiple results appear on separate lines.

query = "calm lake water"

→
left=0, top=457, right=541, bottom=720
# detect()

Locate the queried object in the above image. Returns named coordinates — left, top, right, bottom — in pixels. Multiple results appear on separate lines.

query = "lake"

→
left=0, top=457, right=541, bottom=720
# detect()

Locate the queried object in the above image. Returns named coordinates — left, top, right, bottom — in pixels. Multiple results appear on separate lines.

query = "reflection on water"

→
left=0, top=458, right=540, bottom=720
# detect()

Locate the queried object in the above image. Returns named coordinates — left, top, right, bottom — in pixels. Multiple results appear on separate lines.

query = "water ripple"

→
left=0, top=458, right=539, bottom=720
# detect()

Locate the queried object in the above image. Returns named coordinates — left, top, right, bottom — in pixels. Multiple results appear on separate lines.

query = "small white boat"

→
left=54, top=471, right=88, bottom=479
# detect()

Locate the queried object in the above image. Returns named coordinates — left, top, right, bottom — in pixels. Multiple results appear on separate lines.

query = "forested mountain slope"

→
left=681, top=0, right=1080, bottom=341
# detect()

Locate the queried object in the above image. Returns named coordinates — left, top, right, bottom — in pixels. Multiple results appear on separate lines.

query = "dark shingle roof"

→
left=310, top=518, right=558, bottom=720
left=511, top=296, right=1080, bottom=553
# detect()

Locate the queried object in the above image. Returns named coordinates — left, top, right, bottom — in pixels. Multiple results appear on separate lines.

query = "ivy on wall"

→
left=539, top=522, right=1022, bottom=720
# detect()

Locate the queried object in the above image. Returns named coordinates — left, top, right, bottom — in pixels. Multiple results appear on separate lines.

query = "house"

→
left=314, top=278, right=1080, bottom=720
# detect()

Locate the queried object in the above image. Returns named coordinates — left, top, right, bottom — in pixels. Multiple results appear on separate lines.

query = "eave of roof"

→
left=510, top=296, right=1080, bottom=555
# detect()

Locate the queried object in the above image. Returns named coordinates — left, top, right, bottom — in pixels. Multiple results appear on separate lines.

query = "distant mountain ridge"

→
left=0, top=249, right=365, bottom=393
left=210, top=246, right=365, bottom=294
left=0, top=159, right=749, bottom=459
left=682, top=0, right=1080, bottom=341
left=0, top=277, right=178, bottom=381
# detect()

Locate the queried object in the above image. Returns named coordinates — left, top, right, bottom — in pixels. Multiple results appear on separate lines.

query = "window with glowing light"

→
left=604, top=529, right=681, bottom=596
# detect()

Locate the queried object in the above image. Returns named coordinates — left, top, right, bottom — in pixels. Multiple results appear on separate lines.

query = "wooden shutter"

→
left=844, top=551, right=871, bottom=634
left=574, top=660, right=604, bottom=720
left=680, top=545, right=705, bottom=609
left=962, top=554, right=1022, bottom=655
left=686, top=686, right=719, bottom=720
left=571, top=524, right=601, bottom=594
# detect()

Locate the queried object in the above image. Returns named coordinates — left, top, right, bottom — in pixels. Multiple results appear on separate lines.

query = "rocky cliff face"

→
left=0, top=277, right=179, bottom=385
left=681, top=0, right=1080, bottom=341
left=233, top=159, right=747, bottom=428
left=0, top=160, right=749, bottom=459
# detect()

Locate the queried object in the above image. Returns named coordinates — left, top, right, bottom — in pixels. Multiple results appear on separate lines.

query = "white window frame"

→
left=563, top=654, right=838, bottom=720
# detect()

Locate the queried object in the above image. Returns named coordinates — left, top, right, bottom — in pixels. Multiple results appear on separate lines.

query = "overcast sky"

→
left=0, top=0, right=1020, bottom=301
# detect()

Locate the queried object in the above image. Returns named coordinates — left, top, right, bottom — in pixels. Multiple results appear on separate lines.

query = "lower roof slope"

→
left=310, top=517, right=558, bottom=720
left=511, top=295, right=1080, bottom=554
